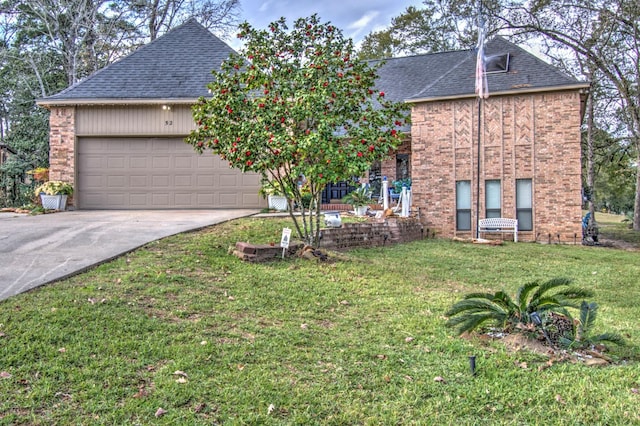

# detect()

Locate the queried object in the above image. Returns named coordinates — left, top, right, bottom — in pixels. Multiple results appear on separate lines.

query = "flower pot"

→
left=40, top=194, right=68, bottom=210
left=354, top=205, right=368, bottom=216
left=268, top=194, right=288, bottom=211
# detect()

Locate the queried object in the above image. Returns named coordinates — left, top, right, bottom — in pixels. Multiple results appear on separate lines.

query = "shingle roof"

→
left=39, top=19, right=235, bottom=105
left=40, top=24, right=586, bottom=107
left=375, top=37, right=587, bottom=103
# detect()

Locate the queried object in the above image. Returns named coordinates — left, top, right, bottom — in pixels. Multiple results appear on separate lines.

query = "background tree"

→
left=358, top=0, right=504, bottom=59
left=496, top=0, right=640, bottom=230
left=131, top=0, right=240, bottom=41
left=187, top=15, right=409, bottom=245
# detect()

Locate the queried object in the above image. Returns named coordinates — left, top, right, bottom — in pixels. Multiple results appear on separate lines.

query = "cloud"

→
left=347, top=10, right=380, bottom=32
left=258, top=1, right=272, bottom=13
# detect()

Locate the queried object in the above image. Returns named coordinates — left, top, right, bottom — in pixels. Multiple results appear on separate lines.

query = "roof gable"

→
left=375, top=37, right=587, bottom=103
left=40, top=19, right=235, bottom=105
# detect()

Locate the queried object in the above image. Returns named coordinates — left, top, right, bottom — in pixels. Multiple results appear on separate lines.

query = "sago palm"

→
left=445, top=278, right=593, bottom=335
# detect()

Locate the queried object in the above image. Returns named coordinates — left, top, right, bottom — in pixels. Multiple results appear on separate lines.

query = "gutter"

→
left=36, top=98, right=202, bottom=107
left=405, top=83, right=590, bottom=104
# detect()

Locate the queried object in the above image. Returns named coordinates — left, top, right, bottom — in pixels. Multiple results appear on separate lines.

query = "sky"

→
left=229, top=0, right=422, bottom=49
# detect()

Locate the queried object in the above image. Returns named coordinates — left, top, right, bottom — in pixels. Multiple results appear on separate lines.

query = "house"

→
left=39, top=20, right=587, bottom=242
left=37, top=19, right=264, bottom=209
left=373, top=37, right=588, bottom=242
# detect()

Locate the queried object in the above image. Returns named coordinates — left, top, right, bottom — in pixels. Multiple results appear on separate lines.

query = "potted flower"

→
left=258, top=179, right=288, bottom=211
left=35, top=181, right=74, bottom=210
left=342, top=185, right=372, bottom=216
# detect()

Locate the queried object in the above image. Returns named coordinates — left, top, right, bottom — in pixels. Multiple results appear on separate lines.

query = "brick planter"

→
left=233, top=216, right=427, bottom=262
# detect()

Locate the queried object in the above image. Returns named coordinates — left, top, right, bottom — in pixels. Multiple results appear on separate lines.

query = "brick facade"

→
left=48, top=107, right=76, bottom=206
left=410, top=91, right=583, bottom=243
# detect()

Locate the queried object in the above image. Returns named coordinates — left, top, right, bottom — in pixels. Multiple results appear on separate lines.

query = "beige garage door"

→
left=77, top=137, right=263, bottom=209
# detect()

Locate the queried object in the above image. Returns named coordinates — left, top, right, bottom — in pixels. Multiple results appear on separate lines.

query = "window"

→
left=516, top=179, right=533, bottom=231
left=485, top=180, right=501, bottom=219
left=485, top=53, right=510, bottom=73
left=396, top=154, right=410, bottom=181
left=456, top=181, right=471, bottom=231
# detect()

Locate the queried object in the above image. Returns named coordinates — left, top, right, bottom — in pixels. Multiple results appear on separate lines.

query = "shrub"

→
left=445, top=278, right=593, bottom=335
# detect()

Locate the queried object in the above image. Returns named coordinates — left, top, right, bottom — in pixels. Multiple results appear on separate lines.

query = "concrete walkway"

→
left=0, top=209, right=257, bottom=301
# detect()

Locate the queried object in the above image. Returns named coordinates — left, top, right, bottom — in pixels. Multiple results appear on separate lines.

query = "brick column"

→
left=48, top=106, right=76, bottom=205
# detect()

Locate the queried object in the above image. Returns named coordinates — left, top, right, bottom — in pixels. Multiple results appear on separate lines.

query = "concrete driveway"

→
left=0, top=209, right=257, bottom=301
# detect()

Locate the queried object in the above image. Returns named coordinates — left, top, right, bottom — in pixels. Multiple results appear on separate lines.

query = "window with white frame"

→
left=456, top=180, right=471, bottom=231
left=516, top=179, right=533, bottom=231
left=485, top=180, right=501, bottom=219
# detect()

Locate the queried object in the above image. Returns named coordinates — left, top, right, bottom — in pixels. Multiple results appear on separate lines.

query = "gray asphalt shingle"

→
left=42, top=21, right=583, bottom=105
left=42, top=19, right=235, bottom=102
left=400, top=37, right=584, bottom=101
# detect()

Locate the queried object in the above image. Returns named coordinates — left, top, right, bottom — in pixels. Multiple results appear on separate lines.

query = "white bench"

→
left=478, top=218, right=518, bottom=242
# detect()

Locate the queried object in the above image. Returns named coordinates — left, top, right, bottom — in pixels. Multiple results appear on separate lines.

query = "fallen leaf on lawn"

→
left=267, top=404, right=275, bottom=415
left=383, top=375, right=391, bottom=383
left=339, top=300, right=349, bottom=305
left=300, top=323, right=308, bottom=329
left=173, top=370, right=188, bottom=378
left=146, top=365, right=156, bottom=371
left=405, top=337, right=414, bottom=343
left=0, top=371, right=11, bottom=379
left=116, top=278, right=122, bottom=283
left=88, top=298, right=95, bottom=304
left=555, top=394, right=565, bottom=404
left=404, top=375, right=413, bottom=381
left=434, top=376, right=446, bottom=383
left=516, top=361, right=528, bottom=369
left=155, top=407, right=167, bottom=417
left=228, top=296, right=235, bottom=301
left=237, top=364, right=245, bottom=371
left=200, top=340, right=207, bottom=345
left=584, top=357, right=609, bottom=367
left=58, top=347, right=66, bottom=353
left=133, top=387, right=148, bottom=398
left=175, top=377, right=187, bottom=384
left=376, top=354, right=387, bottom=360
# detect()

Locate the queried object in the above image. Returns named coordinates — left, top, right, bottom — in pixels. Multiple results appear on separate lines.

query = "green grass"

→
left=1, top=217, right=639, bottom=424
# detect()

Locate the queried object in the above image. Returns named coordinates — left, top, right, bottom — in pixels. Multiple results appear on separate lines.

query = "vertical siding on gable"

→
left=76, top=105, right=196, bottom=136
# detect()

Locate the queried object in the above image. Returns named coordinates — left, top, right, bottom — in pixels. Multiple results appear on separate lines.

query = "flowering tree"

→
left=186, top=15, right=409, bottom=245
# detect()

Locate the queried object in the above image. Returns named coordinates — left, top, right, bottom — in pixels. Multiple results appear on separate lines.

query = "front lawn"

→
left=1, top=217, right=639, bottom=424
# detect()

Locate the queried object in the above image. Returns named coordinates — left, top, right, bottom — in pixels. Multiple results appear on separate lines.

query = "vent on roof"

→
left=485, top=53, right=510, bottom=74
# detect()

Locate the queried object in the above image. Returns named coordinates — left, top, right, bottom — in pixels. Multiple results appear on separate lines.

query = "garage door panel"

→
left=78, top=137, right=262, bottom=209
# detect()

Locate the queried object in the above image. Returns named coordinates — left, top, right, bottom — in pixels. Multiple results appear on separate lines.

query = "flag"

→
left=475, top=12, right=488, bottom=99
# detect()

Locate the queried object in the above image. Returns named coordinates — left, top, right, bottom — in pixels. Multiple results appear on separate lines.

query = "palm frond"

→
left=553, top=287, right=594, bottom=302
left=515, top=281, right=540, bottom=311
left=492, top=290, right=518, bottom=312
left=590, top=333, right=626, bottom=346
left=578, top=301, right=599, bottom=336
left=463, top=292, right=497, bottom=300
left=444, top=298, right=508, bottom=317
left=447, top=313, right=503, bottom=335
left=529, top=277, right=573, bottom=305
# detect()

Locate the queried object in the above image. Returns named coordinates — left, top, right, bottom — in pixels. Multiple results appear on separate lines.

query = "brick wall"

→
left=318, top=217, right=424, bottom=251
left=48, top=107, right=76, bottom=206
left=233, top=217, right=426, bottom=261
left=411, top=91, right=583, bottom=243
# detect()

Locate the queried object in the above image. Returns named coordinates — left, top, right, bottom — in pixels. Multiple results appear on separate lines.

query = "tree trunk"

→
left=586, top=82, right=596, bottom=223
left=634, top=149, right=640, bottom=231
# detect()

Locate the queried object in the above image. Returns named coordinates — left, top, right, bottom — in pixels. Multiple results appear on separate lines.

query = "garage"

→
left=77, top=137, right=262, bottom=209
